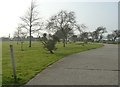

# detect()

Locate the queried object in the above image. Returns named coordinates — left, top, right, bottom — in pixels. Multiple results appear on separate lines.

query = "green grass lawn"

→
left=2, top=41, right=103, bottom=86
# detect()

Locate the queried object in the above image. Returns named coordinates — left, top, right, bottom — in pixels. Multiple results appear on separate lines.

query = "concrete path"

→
left=26, top=44, right=118, bottom=85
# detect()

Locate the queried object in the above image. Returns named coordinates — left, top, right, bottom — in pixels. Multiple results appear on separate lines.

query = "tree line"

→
left=11, top=1, right=119, bottom=53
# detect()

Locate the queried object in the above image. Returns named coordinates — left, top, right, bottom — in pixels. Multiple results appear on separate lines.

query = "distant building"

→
left=1, top=37, right=10, bottom=41
left=69, top=35, right=78, bottom=42
left=12, top=37, right=21, bottom=41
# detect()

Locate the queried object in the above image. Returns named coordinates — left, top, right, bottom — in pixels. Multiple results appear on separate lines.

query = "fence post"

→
left=10, top=45, right=17, bottom=82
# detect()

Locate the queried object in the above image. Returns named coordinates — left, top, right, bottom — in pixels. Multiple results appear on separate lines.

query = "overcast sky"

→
left=0, top=0, right=118, bottom=37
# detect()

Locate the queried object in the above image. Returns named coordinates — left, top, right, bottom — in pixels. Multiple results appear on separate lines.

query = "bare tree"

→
left=14, top=26, right=27, bottom=50
left=90, top=26, right=107, bottom=42
left=107, top=34, right=114, bottom=41
left=13, top=27, right=21, bottom=44
left=75, top=24, right=89, bottom=43
left=112, top=29, right=120, bottom=41
left=96, top=26, right=107, bottom=42
left=46, top=10, right=76, bottom=47
left=20, top=31, right=27, bottom=51
left=75, top=24, right=82, bottom=34
left=80, top=32, right=89, bottom=43
left=75, top=24, right=87, bottom=35
left=18, top=0, right=41, bottom=47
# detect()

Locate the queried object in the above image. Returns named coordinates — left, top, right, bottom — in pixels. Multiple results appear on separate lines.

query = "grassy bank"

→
left=2, top=41, right=103, bottom=86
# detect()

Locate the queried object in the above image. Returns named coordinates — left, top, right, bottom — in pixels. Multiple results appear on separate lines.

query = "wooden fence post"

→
left=10, top=45, right=17, bottom=82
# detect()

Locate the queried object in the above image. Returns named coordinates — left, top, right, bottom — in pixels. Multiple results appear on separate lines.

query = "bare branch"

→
left=18, top=24, right=29, bottom=30
left=20, top=17, right=30, bottom=26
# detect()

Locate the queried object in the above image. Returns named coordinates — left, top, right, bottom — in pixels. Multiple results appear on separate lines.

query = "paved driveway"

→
left=26, top=44, right=118, bottom=85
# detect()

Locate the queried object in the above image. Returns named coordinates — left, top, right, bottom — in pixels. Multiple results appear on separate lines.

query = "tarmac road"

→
left=26, top=44, right=118, bottom=85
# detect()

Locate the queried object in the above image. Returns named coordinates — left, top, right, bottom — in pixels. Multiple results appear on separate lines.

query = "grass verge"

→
left=2, top=41, right=103, bottom=86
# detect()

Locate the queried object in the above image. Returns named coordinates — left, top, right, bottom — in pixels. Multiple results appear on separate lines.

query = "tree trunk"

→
left=17, top=37, right=19, bottom=45
left=50, top=50, right=54, bottom=54
left=63, top=39, right=65, bottom=47
left=29, top=4, right=32, bottom=48
left=65, top=37, right=67, bottom=44
left=29, top=25, right=32, bottom=47
left=17, top=41, right=18, bottom=45
left=21, top=42, right=23, bottom=51
left=113, top=37, right=117, bottom=42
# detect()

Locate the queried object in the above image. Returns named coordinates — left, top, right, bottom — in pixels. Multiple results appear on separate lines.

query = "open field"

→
left=2, top=41, right=103, bottom=86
